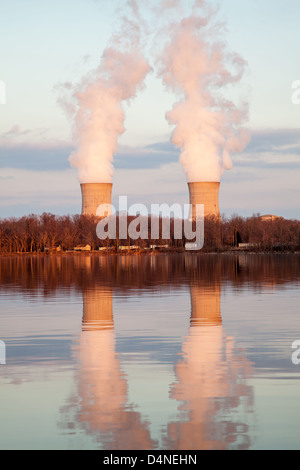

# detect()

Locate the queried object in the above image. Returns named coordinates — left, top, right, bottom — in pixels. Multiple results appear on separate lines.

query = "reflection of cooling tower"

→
left=76, top=286, right=156, bottom=449
left=188, top=182, right=220, bottom=219
left=166, top=280, right=254, bottom=450
left=82, top=288, right=113, bottom=331
left=190, top=284, right=222, bottom=326
left=81, top=183, right=112, bottom=217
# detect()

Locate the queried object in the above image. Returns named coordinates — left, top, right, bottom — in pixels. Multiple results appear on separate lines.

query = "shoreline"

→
left=1, top=249, right=299, bottom=257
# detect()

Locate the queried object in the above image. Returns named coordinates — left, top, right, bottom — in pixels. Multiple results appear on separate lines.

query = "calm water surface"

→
left=0, top=253, right=299, bottom=450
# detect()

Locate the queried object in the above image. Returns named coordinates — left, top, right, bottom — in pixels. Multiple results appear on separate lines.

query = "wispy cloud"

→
left=0, top=125, right=49, bottom=145
left=1, top=126, right=299, bottom=173
left=0, top=142, right=73, bottom=171
left=0, top=126, right=299, bottom=219
left=245, top=128, right=300, bottom=155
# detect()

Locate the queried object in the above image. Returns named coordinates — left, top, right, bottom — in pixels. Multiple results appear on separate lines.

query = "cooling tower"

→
left=81, top=183, right=112, bottom=217
left=188, top=182, right=220, bottom=220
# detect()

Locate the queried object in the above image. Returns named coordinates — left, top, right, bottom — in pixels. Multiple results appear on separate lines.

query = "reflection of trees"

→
left=164, top=283, right=254, bottom=451
left=1, top=253, right=299, bottom=297
left=60, top=286, right=156, bottom=450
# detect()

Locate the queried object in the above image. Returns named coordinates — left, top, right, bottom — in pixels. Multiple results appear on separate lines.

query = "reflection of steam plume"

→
left=62, top=287, right=156, bottom=450
left=158, top=0, right=249, bottom=183
left=165, top=281, right=254, bottom=450
left=61, top=2, right=150, bottom=184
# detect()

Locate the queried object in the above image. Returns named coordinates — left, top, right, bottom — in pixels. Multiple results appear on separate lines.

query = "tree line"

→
left=0, top=212, right=299, bottom=254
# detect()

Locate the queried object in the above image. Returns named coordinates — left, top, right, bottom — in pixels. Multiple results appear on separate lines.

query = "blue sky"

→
left=0, top=0, right=300, bottom=219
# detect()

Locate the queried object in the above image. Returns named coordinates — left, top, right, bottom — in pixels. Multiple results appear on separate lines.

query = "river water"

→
left=0, top=253, right=299, bottom=450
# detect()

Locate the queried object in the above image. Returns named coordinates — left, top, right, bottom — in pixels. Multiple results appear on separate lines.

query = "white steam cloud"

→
left=156, top=0, right=250, bottom=182
left=61, top=2, right=150, bottom=183
left=60, top=0, right=249, bottom=185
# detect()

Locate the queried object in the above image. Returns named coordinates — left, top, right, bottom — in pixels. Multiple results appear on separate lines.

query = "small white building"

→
left=74, top=244, right=91, bottom=252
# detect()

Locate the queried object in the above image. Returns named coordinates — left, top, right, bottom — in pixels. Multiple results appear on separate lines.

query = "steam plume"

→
left=62, top=2, right=150, bottom=183
left=157, top=0, right=250, bottom=182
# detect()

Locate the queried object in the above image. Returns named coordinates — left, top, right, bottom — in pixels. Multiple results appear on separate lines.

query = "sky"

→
left=0, top=0, right=300, bottom=220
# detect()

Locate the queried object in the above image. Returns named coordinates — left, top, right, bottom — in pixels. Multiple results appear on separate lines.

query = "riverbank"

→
left=1, top=247, right=299, bottom=257
left=1, top=213, right=299, bottom=255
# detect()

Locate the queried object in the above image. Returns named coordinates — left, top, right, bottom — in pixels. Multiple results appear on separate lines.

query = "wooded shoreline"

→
left=1, top=213, right=299, bottom=254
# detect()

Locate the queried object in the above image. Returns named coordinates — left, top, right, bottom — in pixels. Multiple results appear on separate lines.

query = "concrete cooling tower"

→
left=188, top=182, right=220, bottom=220
left=81, top=183, right=113, bottom=217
